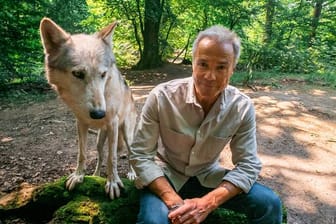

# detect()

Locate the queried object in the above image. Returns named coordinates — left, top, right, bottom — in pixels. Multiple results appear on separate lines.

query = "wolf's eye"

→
left=101, top=72, right=107, bottom=79
left=72, top=71, right=85, bottom=80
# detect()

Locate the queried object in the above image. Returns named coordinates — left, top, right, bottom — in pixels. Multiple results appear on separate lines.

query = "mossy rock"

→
left=0, top=176, right=286, bottom=223
left=0, top=176, right=139, bottom=223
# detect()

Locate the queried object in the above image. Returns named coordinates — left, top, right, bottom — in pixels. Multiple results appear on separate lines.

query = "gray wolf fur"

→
left=40, top=18, right=137, bottom=199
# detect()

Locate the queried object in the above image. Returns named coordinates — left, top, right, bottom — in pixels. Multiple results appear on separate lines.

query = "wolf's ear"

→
left=40, top=17, right=71, bottom=54
left=97, top=21, right=118, bottom=45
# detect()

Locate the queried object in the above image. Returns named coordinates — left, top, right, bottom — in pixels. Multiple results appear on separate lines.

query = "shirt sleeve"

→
left=129, top=89, right=165, bottom=187
left=222, top=102, right=262, bottom=193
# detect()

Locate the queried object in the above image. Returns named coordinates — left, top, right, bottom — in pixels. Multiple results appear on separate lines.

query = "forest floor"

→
left=0, top=63, right=335, bottom=224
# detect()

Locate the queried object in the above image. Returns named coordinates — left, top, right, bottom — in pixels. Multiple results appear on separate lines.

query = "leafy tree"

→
left=44, top=0, right=90, bottom=33
left=86, top=0, right=175, bottom=69
left=0, top=0, right=335, bottom=88
left=0, top=0, right=47, bottom=87
left=0, top=0, right=89, bottom=88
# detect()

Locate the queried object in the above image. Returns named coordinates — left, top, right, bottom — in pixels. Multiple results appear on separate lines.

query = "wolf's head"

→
left=40, top=18, right=118, bottom=121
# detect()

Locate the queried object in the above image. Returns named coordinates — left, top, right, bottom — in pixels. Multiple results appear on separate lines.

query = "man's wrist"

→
left=168, top=201, right=184, bottom=212
left=158, top=190, right=184, bottom=208
left=220, top=181, right=243, bottom=195
left=220, top=182, right=234, bottom=193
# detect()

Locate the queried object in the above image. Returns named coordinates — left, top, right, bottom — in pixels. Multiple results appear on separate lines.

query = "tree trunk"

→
left=135, top=0, right=164, bottom=69
left=264, top=0, right=276, bottom=44
left=308, top=0, right=323, bottom=47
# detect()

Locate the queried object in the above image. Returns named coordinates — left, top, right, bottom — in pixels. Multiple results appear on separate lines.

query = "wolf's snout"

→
left=90, top=109, right=106, bottom=119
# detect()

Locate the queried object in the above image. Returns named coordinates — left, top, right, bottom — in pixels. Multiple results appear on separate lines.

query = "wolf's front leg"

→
left=118, top=126, right=137, bottom=181
left=122, top=111, right=138, bottom=182
left=66, top=121, right=88, bottom=190
left=93, top=129, right=107, bottom=176
left=105, top=118, right=124, bottom=199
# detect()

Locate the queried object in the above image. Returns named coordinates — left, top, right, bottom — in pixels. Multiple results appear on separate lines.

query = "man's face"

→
left=192, top=37, right=235, bottom=102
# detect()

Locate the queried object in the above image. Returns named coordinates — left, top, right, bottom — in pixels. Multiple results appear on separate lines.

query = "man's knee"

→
left=137, top=214, right=169, bottom=224
left=137, top=209, right=170, bottom=224
left=137, top=189, right=170, bottom=224
left=248, top=183, right=283, bottom=223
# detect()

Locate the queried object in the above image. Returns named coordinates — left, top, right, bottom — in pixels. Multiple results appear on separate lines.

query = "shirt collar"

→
left=186, top=77, right=196, bottom=104
left=186, top=77, right=227, bottom=107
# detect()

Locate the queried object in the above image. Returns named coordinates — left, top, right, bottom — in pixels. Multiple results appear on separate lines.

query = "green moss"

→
left=48, top=176, right=139, bottom=223
left=51, top=177, right=140, bottom=223
left=281, top=204, right=288, bottom=223
left=53, top=197, right=101, bottom=224
left=33, top=176, right=71, bottom=203
left=71, top=176, right=106, bottom=198
left=205, top=209, right=248, bottom=223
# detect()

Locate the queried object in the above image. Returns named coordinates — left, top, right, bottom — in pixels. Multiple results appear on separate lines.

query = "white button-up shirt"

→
left=130, top=77, right=261, bottom=193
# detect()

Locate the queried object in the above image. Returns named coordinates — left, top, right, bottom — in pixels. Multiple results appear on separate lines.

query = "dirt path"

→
left=0, top=65, right=335, bottom=223
left=247, top=85, right=336, bottom=224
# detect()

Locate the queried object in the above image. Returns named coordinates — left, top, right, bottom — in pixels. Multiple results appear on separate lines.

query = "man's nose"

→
left=204, top=69, right=216, bottom=80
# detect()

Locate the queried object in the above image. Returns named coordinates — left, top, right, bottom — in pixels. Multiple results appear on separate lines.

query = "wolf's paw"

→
left=105, top=176, right=124, bottom=199
left=127, top=165, right=137, bottom=181
left=66, top=172, right=84, bottom=190
left=127, top=171, right=137, bottom=181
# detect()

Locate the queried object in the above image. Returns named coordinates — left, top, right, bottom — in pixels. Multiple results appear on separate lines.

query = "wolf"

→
left=40, top=18, right=137, bottom=199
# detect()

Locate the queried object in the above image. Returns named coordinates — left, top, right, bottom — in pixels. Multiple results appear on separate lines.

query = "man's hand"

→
left=148, top=176, right=184, bottom=208
left=168, top=198, right=215, bottom=224
left=168, top=181, right=242, bottom=224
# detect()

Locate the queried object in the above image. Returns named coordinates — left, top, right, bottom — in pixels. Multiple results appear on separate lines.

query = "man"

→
left=130, top=25, right=282, bottom=224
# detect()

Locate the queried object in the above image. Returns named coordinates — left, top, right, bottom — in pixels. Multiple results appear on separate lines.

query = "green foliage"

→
left=45, top=0, right=91, bottom=33
left=0, top=0, right=44, bottom=86
left=240, top=43, right=313, bottom=73
left=231, top=70, right=336, bottom=88
left=205, top=209, right=248, bottom=224
left=0, top=0, right=335, bottom=89
left=84, top=0, right=142, bottom=67
left=0, top=0, right=90, bottom=89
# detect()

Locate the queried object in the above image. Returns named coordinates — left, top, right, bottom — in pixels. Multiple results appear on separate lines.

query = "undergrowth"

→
left=232, top=70, right=336, bottom=88
left=1, top=69, right=335, bottom=110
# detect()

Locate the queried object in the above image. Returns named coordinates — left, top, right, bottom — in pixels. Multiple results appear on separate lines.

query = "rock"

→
left=0, top=176, right=286, bottom=223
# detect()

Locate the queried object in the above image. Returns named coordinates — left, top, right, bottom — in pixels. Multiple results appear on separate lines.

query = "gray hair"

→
left=192, top=25, right=241, bottom=66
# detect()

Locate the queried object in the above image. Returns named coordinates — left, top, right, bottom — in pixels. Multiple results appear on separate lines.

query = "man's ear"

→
left=40, top=17, right=71, bottom=55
